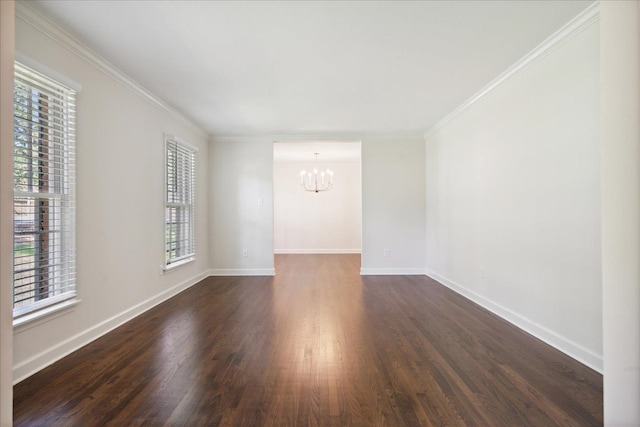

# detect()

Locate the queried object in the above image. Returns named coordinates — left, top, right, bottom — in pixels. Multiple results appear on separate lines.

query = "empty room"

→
left=0, top=1, right=639, bottom=426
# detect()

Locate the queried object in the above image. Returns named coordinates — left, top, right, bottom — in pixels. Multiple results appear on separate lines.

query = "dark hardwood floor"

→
left=14, top=254, right=602, bottom=426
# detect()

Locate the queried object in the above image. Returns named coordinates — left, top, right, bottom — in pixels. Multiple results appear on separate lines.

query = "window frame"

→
left=12, top=60, right=79, bottom=322
left=164, top=134, right=197, bottom=270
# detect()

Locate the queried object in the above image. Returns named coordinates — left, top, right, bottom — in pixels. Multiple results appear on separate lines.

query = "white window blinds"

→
left=165, top=137, right=195, bottom=266
left=13, top=62, right=77, bottom=317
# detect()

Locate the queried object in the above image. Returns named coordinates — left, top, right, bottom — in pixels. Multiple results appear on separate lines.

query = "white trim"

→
left=212, top=131, right=424, bottom=144
left=15, top=1, right=207, bottom=139
left=12, top=292, right=77, bottom=321
left=13, top=297, right=79, bottom=331
left=360, top=267, right=427, bottom=276
left=424, top=2, right=600, bottom=138
left=274, top=249, right=361, bottom=254
left=425, top=269, right=603, bottom=374
left=15, top=51, right=81, bottom=92
left=164, top=133, right=199, bottom=153
left=12, top=269, right=209, bottom=384
left=208, top=268, right=276, bottom=277
left=162, top=257, right=195, bottom=273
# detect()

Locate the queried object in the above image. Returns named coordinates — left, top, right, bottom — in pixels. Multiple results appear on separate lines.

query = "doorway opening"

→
left=272, top=141, right=362, bottom=271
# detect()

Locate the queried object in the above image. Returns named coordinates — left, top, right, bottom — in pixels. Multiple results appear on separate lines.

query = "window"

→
left=13, top=62, right=77, bottom=319
left=165, top=136, right=196, bottom=267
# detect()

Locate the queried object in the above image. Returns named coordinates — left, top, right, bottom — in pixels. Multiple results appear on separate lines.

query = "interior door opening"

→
left=272, top=141, right=362, bottom=271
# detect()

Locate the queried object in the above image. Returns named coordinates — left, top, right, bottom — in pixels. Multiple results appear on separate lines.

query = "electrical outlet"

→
left=383, top=248, right=390, bottom=257
left=242, top=249, right=248, bottom=257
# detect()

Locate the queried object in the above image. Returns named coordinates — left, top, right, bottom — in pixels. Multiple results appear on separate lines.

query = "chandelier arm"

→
left=299, top=153, right=333, bottom=193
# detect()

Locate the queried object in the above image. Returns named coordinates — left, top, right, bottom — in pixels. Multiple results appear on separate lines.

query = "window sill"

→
left=162, top=257, right=195, bottom=274
left=13, top=298, right=80, bottom=333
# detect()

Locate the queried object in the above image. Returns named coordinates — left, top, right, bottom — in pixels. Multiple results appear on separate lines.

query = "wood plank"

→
left=14, top=254, right=602, bottom=426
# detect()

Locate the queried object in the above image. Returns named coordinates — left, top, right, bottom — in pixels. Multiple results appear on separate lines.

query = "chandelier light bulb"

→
left=300, top=153, right=334, bottom=193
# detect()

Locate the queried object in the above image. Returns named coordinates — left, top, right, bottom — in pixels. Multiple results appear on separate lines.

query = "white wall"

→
left=425, top=21, right=602, bottom=370
left=274, top=160, right=361, bottom=253
left=361, top=136, right=426, bottom=275
left=208, top=139, right=274, bottom=275
left=0, top=1, right=15, bottom=423
left=600, top=1, right=640, bottom=424
left=12, top=8, right=210, bottom=382
left=209, top=135, right=425, bottom=275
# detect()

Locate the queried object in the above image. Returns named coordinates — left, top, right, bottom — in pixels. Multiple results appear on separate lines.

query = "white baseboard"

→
left=274, top=249, right=361, bottom=254
left=208, top=268, right=276, bottom=276
left=425, top=270, right=603, bottom=374
left=13, top=270, right=209, bottom=384
left=360, top=267, right=427, bottom=276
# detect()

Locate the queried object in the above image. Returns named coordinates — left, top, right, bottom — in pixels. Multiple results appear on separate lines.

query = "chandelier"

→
left=300, top=153, right=333, bottom=193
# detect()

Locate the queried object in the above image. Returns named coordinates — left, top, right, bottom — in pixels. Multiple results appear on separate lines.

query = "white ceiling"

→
left=31, top=0, right=593, bottom=138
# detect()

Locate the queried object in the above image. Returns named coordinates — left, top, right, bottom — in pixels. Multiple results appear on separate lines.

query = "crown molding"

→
left=424, top=1, right=599, bottom=139
left=15, top=1, right=208, bottom=139
left=211, top=130, right=425, bottom=144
